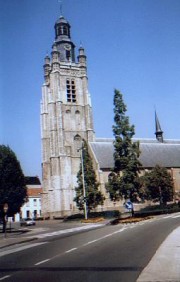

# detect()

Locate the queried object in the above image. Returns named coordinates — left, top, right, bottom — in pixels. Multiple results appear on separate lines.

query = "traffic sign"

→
left=124, top=200, right=133, bottom=210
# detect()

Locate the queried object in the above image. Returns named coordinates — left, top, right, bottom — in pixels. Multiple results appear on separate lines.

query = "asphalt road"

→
left=0, top=214, right=180, bottom=282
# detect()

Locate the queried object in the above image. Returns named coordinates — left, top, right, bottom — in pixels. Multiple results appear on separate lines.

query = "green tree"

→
left=106, top=89, right=142, bottom=212
left=74, top=140, right=104, bottom=216
left=0, top=145, right=27, bottom=218
left=142, top=165, right=174, bottom=205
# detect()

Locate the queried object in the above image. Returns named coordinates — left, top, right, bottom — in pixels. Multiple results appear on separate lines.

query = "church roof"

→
left=90, top=138, right=180, bottom=169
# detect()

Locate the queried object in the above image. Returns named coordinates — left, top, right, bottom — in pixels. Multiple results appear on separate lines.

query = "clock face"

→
left=64, top=44, right=71, bottom=51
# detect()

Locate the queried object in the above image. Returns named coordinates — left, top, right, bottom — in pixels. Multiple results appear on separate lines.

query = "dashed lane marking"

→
left=0, top=276, right=11, bottom=281
left=65, top=248, right=77, bottom=253
left=35, top=259, right=50, bottom=266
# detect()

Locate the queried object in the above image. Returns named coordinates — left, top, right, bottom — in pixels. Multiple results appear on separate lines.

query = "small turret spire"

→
left=155, top=110, right=163, bottom=143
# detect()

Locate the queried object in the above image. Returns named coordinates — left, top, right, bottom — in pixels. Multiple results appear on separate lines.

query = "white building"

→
left=20, top=177, right=42, bottom=219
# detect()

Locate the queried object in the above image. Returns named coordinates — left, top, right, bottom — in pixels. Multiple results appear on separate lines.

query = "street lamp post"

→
left=78, top=142, right=88, bottom=220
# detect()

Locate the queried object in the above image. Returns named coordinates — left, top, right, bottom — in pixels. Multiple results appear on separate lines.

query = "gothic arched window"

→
left=74, top=134, right=81, bottom=141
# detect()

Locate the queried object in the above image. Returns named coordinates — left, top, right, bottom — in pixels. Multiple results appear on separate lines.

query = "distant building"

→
left=20, top=177, right=42, bottom=219
left=41, top=14, right=180, bottom=218
left=89, top=137, right=180, bottom=205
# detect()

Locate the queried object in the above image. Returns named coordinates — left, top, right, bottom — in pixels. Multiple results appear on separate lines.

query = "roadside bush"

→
left=64, top=210, right=120, bottom=221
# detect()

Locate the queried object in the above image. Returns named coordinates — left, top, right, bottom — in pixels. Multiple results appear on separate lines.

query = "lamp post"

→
left=78, top=142, right=88, bottom=220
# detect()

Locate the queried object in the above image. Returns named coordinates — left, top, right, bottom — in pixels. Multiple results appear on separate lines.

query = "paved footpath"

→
left=136, top=226, right=180, bottom=282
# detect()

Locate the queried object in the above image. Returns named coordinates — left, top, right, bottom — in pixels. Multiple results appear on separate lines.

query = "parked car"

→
left=20, top=218, right=36, bottom=227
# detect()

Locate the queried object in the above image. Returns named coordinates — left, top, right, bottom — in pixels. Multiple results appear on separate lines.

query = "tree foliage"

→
left=141, top=165, right=174, bottom=205
left=106, top=89, right=142, bottom=203
left=74, top=140, right=104, bottom=214
left=0, top=145, right=27, bottom=217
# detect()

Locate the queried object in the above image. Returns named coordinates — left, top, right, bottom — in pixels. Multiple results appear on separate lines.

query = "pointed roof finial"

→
left=58, top=0, right=63, bottom=17
left=155, top=110, right=163, bottom=143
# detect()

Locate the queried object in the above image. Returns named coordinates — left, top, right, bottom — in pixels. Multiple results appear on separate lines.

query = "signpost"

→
left=3, top=203, right=8, bottom=237
left=124, top=200, right=134, bottom=217
left=124, top=200, right=133, bottom=210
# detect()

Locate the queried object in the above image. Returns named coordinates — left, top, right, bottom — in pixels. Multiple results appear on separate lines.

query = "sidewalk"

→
left=136, top=226, right=180, bottom=281
left=0, top=227, right=41, bottom=248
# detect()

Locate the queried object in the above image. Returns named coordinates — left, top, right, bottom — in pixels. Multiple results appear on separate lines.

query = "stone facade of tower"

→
left=41, top=16, right=95, bottom=217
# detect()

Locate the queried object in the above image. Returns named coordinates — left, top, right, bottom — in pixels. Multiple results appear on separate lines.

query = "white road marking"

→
left=103, top=234, right=113, bottom=238
left=162, top=215, right=173, bottom=219
left=27, top=224, right=104, bottom=239
left=35, top=259, right=50, bottom=265
left=0, top=276, right=11, bottom=281
left=172, top=214, right=180, bottom=218
left=113, top=227, right=127, bottom=234
left=65, top=248, right=77, bottom=253
left=84, top=228, right=127, bottom=246
left=0, top=242, right=47, bottom=258
left=85, top=239, right=99, bottom=245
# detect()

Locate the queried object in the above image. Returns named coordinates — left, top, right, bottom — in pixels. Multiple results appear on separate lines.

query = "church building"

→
left=41, top=14, right=180, bottom=218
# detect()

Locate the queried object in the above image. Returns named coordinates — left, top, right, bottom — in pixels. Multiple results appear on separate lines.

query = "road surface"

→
left=0, top=213, right=180, bottom=281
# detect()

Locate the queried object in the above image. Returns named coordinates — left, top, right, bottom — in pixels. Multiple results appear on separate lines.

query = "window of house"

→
left=66, top=79, right=76, bottom=103
left=34, top=210, right=37, bottom=218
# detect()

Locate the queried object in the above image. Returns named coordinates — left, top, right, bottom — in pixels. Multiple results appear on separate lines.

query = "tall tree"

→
left=74, top=140, right=104, bottom=216
left=0, top=145, right=27, bottom=218
left=106, top=89, right=142, bottom=208
left=142, top=165, right=174, bottom=205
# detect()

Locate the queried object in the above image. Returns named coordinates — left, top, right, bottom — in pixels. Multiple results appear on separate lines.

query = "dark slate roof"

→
left=25, top=176, right=41, bottom=185
left=90, top=138, right=180, bottom=169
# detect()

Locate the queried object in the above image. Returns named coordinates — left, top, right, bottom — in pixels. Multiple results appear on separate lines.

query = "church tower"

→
left=41, top=15, right=95, bottom=217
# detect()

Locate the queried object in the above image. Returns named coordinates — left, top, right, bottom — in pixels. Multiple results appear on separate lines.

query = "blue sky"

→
left=1, top=0, right=180, bottom=179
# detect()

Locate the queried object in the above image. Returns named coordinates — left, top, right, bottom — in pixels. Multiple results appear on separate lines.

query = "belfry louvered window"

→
left=66, top=79, right=76, bottom=103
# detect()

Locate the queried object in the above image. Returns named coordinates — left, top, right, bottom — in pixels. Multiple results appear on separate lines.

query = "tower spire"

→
left=58, top=0, right=63, bottom=17
left=155, top=110, right=163, bottom=143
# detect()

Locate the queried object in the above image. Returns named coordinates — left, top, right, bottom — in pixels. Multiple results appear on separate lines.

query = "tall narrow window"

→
left=66, top=79, right=76, bottom=103
left=63, top=26, right=68, bottom=35
left=66, top=50, right=71, bottom=60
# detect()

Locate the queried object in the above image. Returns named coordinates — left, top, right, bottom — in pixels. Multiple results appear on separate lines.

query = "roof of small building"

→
left=27, top=188, right=42, bottom=197
left=90, top=138, right=180, bottom=169
left=25, top=176, right=41, bottom=185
